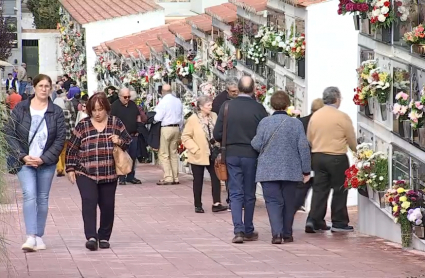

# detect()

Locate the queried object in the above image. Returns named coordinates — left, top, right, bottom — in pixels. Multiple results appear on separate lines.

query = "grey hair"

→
left=322, top=87, right=341, bottom=105
left=196, top=95, right=213, bottom=110
left=225, top=77, right=239, bottom=89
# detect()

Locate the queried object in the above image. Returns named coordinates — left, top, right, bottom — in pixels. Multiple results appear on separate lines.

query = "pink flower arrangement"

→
left=408, top=100, right=424, bottom=129
left=393, top=92, right=410, bottom=120
left=338, top=0, right=370, bottom=15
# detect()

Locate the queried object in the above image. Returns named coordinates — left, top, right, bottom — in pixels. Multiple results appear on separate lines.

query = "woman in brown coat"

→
left=182, top=95, right=228, bottom=213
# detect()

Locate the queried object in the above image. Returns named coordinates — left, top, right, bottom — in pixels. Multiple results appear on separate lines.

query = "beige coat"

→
left=181, top=112, right=217, bottom=166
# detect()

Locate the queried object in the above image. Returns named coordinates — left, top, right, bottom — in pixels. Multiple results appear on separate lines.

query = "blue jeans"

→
left=19, top=81, right=27, bottom=96
left=262, top=181, right=298, bottom=238
left=119, top=136, right=138, bottom=182
left=17, top=164, right=56, bottom=236
left=226, top=156, right=257, bottom=235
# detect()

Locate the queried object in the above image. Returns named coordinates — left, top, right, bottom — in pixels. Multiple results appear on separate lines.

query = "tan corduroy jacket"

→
left=181, top=112, right=217, bottom=166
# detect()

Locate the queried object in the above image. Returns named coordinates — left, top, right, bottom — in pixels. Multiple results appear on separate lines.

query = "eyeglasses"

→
left=122, top=96, right=130, bottom=99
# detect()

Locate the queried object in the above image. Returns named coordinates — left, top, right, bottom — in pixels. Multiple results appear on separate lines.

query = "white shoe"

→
left=35, top=237, right=46, bottom=250
left=21, top=236, right=37, bottom=252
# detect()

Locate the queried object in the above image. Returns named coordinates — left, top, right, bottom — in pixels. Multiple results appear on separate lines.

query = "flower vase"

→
left=359, top=105, right=365, bottom=112
left=297, top=58, right=305, bottom=79
left=366, top=97, right=374, bottom=116
left=353, top=15, right=360, bottom=31
left=400, top=217, right=412, bottom=249
left=284, top=56, right=291, bottom=69
left=236, top=48, right=242, bottom=60
left=414, top=226, right=425, bottom=239
left=277, top=52, right=285, bottom=65
left=379, top=103, right=387, bottom=121
left=381, top=26, right=391, bottom=44
left=373, top=190, right=386, bottom=208
left=412, top=44, right=425, bottom=56
left=366, top=185, right=375, bottom=201
left=418, top=127, right=425, bottom=148
left=402, top=120, right=411, bottom=139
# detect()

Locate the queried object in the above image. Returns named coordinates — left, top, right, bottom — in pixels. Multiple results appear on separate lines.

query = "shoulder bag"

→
left=259, top=117, right=287, bottom=156
left=7, top=114, right=46, bottom=174
left=214, top=102, right=229, bottom=181
left=112, top=117, right=133, bottom=176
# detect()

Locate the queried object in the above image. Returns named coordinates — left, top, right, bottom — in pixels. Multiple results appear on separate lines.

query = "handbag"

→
left=7, top=114, right=46, bottom=175
left=259, top=117, right=287, bottom=156
left=214, top=102, right=229, bottom=181
left=112, top=117, right=133, bottom=176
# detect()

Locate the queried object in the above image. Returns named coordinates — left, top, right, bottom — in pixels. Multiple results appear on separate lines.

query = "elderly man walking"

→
left=213, top=76, right=268, bottom=243
left=305, top=87, right=357, bottom=233
left=154, top=84, right=183, bottom=185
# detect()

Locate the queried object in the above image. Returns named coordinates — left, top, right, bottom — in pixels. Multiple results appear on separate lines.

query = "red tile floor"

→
left=1, top=164, right=425, bottom=277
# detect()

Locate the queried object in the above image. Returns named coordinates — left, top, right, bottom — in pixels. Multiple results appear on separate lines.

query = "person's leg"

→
left=226, top=156, right=245, bottom=241
left=158, top=127, right=173, bottom=183
left=126, top=136, right=140, bottom=183
left=328, top=155, right=351, bottom=231
left=241, top=157, right=257, bottom=238
left=261, top=181, right=284, bottom=239
left=97, top=181, right=118, bottom=246
left=206, top=161, right=227, bottom=212
left=56, top=142, right=67, bottom=176
left=225, top=180, right=231, bottom=210
left=35, top=164, right=56, bottom=239
left=281, top=181, right=298, bottom=240
left=169, top=127, right=180, bottom=183
left=294, top=178, right=312, bottom=212
left=191, top=164, right=205, bottom=210
left=307, top=154, right=332, bottom=232
left=17, top=166, right=38, bottom=251
left=76, top=175, right=99, bottom=241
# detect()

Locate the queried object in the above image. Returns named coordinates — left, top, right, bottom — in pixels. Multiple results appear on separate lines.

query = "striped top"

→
left=65, top=116, right=132, bottom=184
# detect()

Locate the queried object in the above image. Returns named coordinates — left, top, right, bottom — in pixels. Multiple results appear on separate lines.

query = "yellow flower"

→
left=397, top=188, right=405, bottom=194
left=399, top=196, right=407, bottom=202
left=379, top=72, right=388, bottom=82
left=361, top=73, right=368, bottom=79
left=393, top=205, right=398, bottom=212
left=401, top=201, right=411, bottom=209
left=176, top=61, right=181, bottom=66
left=401, top=209, right=406, bottom=214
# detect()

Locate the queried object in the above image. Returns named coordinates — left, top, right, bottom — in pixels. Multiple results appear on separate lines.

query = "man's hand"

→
left=303, top=175, right=311, bottom=184
left=67, top=171, right=76, bottom=184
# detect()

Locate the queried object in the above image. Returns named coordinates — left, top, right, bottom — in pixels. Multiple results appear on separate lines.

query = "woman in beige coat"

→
left=182, top=95, right=228, bottom=213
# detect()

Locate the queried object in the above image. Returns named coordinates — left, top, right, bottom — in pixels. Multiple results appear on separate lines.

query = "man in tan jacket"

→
left=306, top=87, right=357, bottom=233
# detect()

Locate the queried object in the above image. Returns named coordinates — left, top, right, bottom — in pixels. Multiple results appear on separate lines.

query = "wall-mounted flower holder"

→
left=297, top=58, right=305, bottom=79
left=412, top=44, right=425, bottom=57
left=379, top=102, right=387, bottom=121
left=353, top=15, right=360, bottom=31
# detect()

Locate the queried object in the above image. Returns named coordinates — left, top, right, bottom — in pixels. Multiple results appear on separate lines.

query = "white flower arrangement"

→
left=247, top=40, right=266, bottom=64
left=262, top=88, right=275, bottom=114
left=395, top=0, right=409, bottom=22
left=256, top=26, right=286, bottom=53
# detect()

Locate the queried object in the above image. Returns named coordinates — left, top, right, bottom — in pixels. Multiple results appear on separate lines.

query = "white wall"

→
left=190, top=0, right=229, bottom=14
left=305, top=0, right=359, bottom=207
left=21, top=12, right=35, bottom=29
left=21, top=30, right=63, bottom=80
left=83, top=10, right=165, bottom=95
left=157, top=2, right=196, bottom=16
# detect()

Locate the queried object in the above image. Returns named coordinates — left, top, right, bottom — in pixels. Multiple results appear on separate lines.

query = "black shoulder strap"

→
left=28, top=114, right=46, bottom=147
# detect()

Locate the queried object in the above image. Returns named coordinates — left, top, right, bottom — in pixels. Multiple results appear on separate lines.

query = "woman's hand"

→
left=23, top=156, right=43, bottom=167
left=303, top=175, right=311, bottom=184
left=67, top=171, right=76, bottom=184
left=109, top=135, right=121, bottom=145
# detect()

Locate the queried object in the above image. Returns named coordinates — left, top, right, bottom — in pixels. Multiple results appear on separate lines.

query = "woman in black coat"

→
left=5, top=74, right=66, bottom=252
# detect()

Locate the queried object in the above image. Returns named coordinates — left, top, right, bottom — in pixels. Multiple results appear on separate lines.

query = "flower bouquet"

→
left=393, top=68, right=410, bottom=90
left=408, top=99, right=424, bottom=130
left=353, top=87, right=368, bottom=106
left=262, top=88, right=275, bottom=114
left=247, top=40, right=266, bottom=65
left=354, top=60, right=377, bottom=104
left=367, top=151, right=389, bottom=192
left=255, top=84, right=267, bottom=103
left=337, top=0, right=370, bottom=18
left=228, top=20, right=244, bottom=49
left=403, top=24, right=425, bottom=45
left=369, top=0, right=396, bottom=30
left=257, top=26, right=286, bottom=53
left=287, top=34, right=306, bottom=61
left=394, top=0, right=410, bottom=22
left=286, top=106, right=301, bottom=117
left=369, top=68, right=391, bottom=104
left=393, top=92, right=410, bottom=120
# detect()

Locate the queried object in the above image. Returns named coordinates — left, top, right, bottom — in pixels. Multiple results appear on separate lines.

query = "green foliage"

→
left=0, top=8, right=13, bottom=61
left=27, top=0, right=60, bottom=29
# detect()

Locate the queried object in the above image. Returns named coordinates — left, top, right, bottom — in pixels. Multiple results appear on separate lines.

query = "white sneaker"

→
left=35, top=237, right=46, bottom=250
left=21, top=236, right=37, bottom=252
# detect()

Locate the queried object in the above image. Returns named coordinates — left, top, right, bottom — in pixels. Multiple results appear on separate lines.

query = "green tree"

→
left=27, top=0, right=60, bottom=29
left=0, top=5, right=13, bottom=61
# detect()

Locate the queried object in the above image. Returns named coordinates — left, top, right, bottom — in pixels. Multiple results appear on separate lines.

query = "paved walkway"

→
left=2, top=165, right=425, bottom=278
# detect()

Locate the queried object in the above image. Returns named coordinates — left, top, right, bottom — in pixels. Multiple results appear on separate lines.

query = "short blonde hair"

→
left=311, top=98, right=324, bottom=113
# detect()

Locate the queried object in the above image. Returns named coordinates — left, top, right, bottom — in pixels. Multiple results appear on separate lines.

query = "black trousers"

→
left=308, top=153, right=350, bottom=228
left=76, top=175, right=118, bottom=241
left=191, top=160, right=221, bottom=208
left=295, top=178, right=313, bottom=211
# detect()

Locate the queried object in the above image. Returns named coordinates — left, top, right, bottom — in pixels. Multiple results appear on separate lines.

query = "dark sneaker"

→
left=157, top=180, right=173, bottom=185
left=232, top=232, right=244, bottom=244
left=244, top=231, right=259, bottom=241
left=195, top=207, right=204, bottom=213
left=305, top=222, right=331, bottom=233
left=119, top=180, right=126, bottom=185
left=99, top=240, right=110, bottom=249
left=283, top=236, right=294, bottom=243
left=172, top=181, right=180, bottom=185
left=85, top=238, right=98, bottom=251
left=212, top=204, right=228, bottom=212
left=271, top=235, right=282, bottom=244
left=56, top=172, right=65, bottom=177
left=127, top=178, right=142, bottom=184
left=331, top=225, right=354, bottom=232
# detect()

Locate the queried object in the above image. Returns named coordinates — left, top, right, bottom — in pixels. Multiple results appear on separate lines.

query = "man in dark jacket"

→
left=212, top=77, right=239, bottom=114
left=295, top=99, right=324, bottom=212
left=213, top=76, right=268, bottom=244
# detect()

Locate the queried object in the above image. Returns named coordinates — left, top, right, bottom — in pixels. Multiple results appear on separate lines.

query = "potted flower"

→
left=403, top=24, right=425, bottom=56
left=337, top=0, right=370, bottom=30
left=369, top=0, right=396, bottom=43
left=368, top=151, right=389, bottom=207
left=369, top=68, right=391, bottom=121
left=355, top=60, right=377, bottom=116
left=257, top=26, right=286, bottom=64
left=393, top=91, right=411, bottom=138
left=407, top=208, right=425, bottom=239
left=408, top=99, right=424, bottom=143
left=287, top=34, right=306, bottom=79
left=353, top=86, right=370, bottom=114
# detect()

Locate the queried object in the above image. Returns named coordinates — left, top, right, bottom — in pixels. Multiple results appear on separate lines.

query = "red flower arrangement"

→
left=353, top=87, right=368, bottom=106
left=344, top=164, right=368, bottom=189
left=255, top=85, right=267, bottom=103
